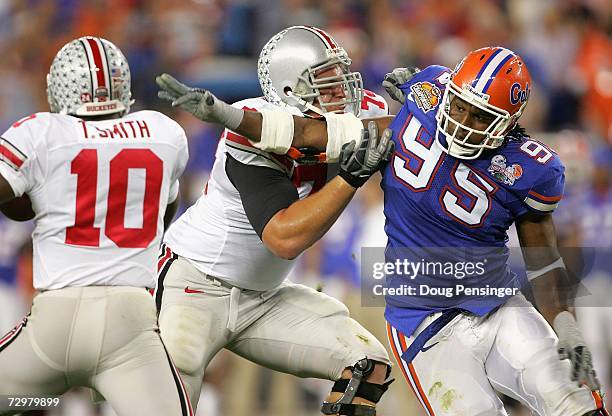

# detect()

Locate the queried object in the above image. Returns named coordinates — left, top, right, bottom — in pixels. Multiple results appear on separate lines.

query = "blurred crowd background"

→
left=0, top=0, right=610, bottom=415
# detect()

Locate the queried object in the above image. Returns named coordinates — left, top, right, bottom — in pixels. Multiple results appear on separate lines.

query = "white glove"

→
left=381, top=67, right=421, bottom=104
left=553, top=311, right=601, bottom=391
left=156, top=73, right=243, bottom=130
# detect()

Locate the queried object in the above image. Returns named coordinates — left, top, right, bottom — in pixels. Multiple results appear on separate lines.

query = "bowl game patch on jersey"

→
left=410, top=81, right=442, bottom=113
left=487, top=154, right=523, bottom=186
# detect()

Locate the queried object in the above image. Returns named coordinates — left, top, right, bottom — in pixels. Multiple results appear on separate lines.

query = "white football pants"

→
left=156, top=251, right=391, bottom=411
left=387, top=294, right=604, bottom=416
left=0, top=286, right=193, bottom=416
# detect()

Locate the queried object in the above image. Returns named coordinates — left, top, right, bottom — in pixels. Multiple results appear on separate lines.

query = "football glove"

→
left=553, top=311, right=601, bottom=391
left=338, top=121, right=394, bottom=188
left=382, top=67, right=421, bottom=104
left=156, top=73, right=243, bottom=130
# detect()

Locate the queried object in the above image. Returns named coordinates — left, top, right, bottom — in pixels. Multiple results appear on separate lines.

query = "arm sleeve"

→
left=225, top=154, right=299, bottom=238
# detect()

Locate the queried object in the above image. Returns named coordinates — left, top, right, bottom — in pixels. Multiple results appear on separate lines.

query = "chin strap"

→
left=286, top=90, right=326, bottom=116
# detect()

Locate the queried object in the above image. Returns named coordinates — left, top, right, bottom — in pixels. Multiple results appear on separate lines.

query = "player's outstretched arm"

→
left=517, top=213, right=601, bottom=391
left=156, top=73, right=393, bottom=160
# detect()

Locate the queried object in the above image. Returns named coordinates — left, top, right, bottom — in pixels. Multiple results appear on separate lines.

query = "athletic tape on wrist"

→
left=526, top=257, right=565, bottom=281
left=221, top=103, right=244, bottom=131
left=325, top=113, right=364, bottom=162
left=251, top=109, right=294, bottom=154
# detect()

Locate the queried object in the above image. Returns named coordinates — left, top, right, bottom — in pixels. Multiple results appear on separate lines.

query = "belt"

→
left=203, top=274, right=235, bottom=290
left=203, top=274, right=241, bottom=333
left=401, top=309, right=463, bottom=364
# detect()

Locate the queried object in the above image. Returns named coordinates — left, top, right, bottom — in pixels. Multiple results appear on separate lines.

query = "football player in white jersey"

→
left=155, top=26, right=395, bottom=415
left=0, top=37, right=193, bottom=416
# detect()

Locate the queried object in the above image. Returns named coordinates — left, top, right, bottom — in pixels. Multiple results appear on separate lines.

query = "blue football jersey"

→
left=382, top=66, right=565, bottom=336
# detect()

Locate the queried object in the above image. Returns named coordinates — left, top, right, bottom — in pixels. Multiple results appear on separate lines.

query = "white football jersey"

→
left=0, top=111, right=188, bottom=290
left=164, top=91, right=388, bottom=291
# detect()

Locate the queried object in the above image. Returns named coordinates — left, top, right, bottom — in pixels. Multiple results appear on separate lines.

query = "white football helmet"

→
left=47, top=36, right=133, bottom=117
left=258, top=26, right=363, bottom=116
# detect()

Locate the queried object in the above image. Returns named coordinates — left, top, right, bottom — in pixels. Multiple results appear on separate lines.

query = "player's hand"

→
left=382, top=67, right=420, bottom=104
left=156, top=73, right=243, bottom=129
left=338, top=121, right=394, bottom=188
left=554, top=311, right=601, bottom=391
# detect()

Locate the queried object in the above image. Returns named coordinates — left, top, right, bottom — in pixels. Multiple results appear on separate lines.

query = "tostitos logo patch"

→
left=410, top=81, right=441, bottom=113
left=487, top=154, right=523, bottom=186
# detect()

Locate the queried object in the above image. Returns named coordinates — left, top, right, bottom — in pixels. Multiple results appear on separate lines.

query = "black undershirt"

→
left=225, top=154, right=299, bottom=238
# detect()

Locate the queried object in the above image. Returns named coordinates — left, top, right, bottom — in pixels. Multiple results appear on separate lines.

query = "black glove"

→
left=338, top=121, right=394, bottom=188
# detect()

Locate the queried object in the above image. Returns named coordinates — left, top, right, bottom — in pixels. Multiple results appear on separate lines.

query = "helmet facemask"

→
left=290, top=47, right=363, bottom=116
left=435, top=81, right=525, bottom=159
left=258, top=26, right=364, bottom=116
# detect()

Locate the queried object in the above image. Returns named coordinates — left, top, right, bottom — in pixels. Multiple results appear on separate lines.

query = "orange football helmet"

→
left=436, top=46, right=532, bottom=159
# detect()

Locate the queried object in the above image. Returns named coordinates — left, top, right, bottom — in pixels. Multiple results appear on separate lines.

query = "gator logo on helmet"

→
left=410, top=81, right=441, bottom=113
left=510, top=82, right=530, bottom=105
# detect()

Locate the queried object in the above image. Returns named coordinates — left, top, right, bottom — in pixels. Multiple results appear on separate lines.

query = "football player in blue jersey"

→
left=157, top=46, right=607, bottom=416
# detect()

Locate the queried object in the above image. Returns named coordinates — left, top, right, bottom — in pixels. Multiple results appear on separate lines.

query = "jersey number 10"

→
left=66, top=149, right=163, bottom=248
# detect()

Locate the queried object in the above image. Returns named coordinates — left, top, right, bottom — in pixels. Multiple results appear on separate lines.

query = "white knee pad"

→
left=158, top=305, right=211, bottom=375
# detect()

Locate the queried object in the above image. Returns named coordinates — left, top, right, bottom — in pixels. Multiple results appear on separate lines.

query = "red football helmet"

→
left=436, top=46, right=532, bottom=159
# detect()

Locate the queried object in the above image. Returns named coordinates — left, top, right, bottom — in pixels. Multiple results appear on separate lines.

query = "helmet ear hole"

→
left=283, top=86, right=292, bottom=96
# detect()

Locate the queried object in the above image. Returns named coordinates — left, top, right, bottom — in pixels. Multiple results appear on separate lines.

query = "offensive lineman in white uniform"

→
left=156, top=26, right=395, bottom=415
left=0, top=37, right=193, bottom=416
